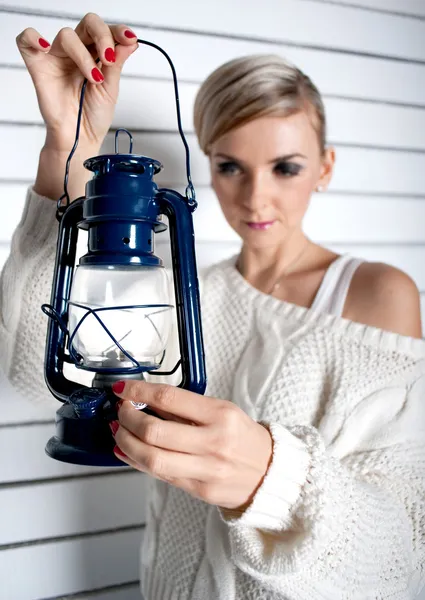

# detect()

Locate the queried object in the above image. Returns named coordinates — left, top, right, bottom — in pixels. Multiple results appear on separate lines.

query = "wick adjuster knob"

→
left=69, top=388, right=108, bottom=417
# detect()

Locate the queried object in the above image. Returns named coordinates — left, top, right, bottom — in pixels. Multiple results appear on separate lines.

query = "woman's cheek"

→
left=220, top=203, right=242, bottom=232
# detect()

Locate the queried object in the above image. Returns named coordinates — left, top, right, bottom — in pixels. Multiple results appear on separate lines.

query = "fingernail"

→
left=91, top=67, right=104, bottom=82
left=109, top=420, right=119, bottom=436
left=124, top=30, right=137, bottom=38
left=105, top=47, right=116, bottom=62
left=39, top=38, right=50, bottom=49
left=114, top=445, right=128, bottom=458
left=112, top=380, right=125, bottom=394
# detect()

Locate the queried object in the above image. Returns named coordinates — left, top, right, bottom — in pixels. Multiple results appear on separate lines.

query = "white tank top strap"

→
left=310, top=253, right=365, bottom=317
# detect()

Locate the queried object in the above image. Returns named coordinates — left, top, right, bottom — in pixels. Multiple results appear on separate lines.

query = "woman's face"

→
left=209, top=112, right=335, bottom=250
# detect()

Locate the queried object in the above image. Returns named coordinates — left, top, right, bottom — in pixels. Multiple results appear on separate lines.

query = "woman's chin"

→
left=239, top=235, right=284, bottom=251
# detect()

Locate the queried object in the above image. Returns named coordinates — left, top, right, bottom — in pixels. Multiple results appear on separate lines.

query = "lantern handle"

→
left=57, top=39, right=196, bottom=220
left=114, top=129, right=133, bottom=154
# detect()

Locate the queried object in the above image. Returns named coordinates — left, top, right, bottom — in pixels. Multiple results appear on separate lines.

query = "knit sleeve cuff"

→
left=18, top=186, right=59, bottom=247
left=219, top=423, right=311, bottom=532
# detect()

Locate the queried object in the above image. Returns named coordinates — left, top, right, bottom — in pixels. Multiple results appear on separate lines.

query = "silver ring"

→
left=130, top=401, right=148, bottom=410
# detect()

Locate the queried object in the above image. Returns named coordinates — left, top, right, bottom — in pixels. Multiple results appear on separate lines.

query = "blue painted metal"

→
left=80, top=154, right=166, bottom=267
left=45, top=399, right=124, bottom=467
left=44, top=199, right=85, bottom=403
left=157, top=188, right=206, bottom=395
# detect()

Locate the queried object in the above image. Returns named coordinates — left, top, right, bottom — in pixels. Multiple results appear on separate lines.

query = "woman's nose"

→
left=240, top=172, right=273, bottom=211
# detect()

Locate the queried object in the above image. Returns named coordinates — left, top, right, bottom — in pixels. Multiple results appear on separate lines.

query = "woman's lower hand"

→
left=110, top=380, right=273, bottom=511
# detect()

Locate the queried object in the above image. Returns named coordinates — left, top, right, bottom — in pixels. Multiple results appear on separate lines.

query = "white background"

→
left=0, top=1, right=424, bottom=598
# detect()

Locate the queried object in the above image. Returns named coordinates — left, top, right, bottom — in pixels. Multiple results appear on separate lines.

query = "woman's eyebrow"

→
left=213, top=153, right=239, bottom=160
left=268, top=153, right=307, bottom=163
left=213, top=152, right=307, bottom=162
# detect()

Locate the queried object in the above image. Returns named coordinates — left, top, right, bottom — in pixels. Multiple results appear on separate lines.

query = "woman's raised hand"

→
left=16, top=12, right=139, bottom=154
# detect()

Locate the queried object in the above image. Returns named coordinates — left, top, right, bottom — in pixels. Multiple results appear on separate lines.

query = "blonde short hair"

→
left=194, top=54, right=326, bottom=155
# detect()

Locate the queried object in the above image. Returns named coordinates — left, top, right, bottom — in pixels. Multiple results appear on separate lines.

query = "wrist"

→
left=34, top=144, right=99, bottom=202
left=44, top=129, right=101, bottom=157
left=220, top=424, right=311, bottom=531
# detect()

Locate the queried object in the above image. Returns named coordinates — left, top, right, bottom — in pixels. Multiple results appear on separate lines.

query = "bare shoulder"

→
left=344, top=261, right=423, bottom=339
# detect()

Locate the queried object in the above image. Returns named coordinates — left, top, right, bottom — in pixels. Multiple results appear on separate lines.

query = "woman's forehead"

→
left=210, top=113, right=319, bottom=162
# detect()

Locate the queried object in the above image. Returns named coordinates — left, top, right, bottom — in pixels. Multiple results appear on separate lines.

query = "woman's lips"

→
left=246, top=220, right=276, bottom=231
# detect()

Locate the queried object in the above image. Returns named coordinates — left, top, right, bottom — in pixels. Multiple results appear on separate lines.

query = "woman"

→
left=3, top=12, right=425, bottom=599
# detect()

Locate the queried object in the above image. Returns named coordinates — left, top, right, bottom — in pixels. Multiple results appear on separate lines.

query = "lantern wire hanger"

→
left=56, top=38, right=197, bottom=220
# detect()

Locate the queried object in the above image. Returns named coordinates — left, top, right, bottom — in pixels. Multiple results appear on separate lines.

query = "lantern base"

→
left=45, top=401, right=126, bottom=467
left=45, top=435, right=125, bottom=467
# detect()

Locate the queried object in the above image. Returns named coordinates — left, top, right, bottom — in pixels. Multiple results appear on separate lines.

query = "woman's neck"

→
left=236, top=232, right=313, bottom=293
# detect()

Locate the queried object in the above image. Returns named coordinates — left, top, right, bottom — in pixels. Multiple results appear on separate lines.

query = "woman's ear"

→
left=316, top=146, right=336, bottom=192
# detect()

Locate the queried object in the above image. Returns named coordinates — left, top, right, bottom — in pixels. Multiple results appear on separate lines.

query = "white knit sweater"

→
left=1, top=187, right=425, bottom=600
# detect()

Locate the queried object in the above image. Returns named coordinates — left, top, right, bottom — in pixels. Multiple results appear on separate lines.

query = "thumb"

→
left=101, top=42, right=139, bottom=91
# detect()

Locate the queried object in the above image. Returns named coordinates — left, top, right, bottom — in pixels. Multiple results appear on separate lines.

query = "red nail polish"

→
left=39, top=38, right=50, bottom=49
left=112, top=380, right=125, bottom=394
left=109, top=420, right=119, bottom=435
left=91, top=67, right=104, bottom=82
left=105, top=47, right=116, bottom=62
left=114, top=445, right=128, bottom=458
left=124, top=30, right=137, bottom=38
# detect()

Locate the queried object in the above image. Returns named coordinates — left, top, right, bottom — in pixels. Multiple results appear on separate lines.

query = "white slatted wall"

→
left=0, top=1, right=424, bottom=598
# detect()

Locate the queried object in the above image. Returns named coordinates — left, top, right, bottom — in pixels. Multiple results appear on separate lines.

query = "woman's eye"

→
left=274, top=162, right=303, bottom=177
left=217, top=162, right=241, bottom=175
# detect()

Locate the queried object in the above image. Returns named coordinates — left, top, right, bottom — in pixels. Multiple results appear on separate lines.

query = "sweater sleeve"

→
left=219, top=371, right=425, bottom=598
left=0, top=186, right=60, bottom=406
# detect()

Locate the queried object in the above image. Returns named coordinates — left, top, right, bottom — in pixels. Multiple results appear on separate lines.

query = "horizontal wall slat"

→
left=0, top=243, right=11, bottom=272
left=2, top=0, right=425, bottom=62
left=59, top=582, right=141, bottom=600
left=3, top=69, right=425, bottom=151
left=0, top=352, right=94, bottom=427
left=3, top=183, right=425, bottom=246
left=0, top=528, right=143, bottom=600
left=0, top=184, right=27, bottom=241
left=422, top=295, right=425, bottom=333
left=0, top=422, right=127, bottom=482
left=3, top=14, right=425, bottom=106
left=328, top=0, right=425, bottom=17
left=2, top=127, right=425, bottom=195
left=0, top=362, right=57, bottom=425
left=1, top=472, right=147, bottom=545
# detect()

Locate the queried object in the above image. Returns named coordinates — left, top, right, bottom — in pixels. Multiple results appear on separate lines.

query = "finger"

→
left=74, top=16, right=139, bottom=91
left=74, top=14, right=138, bottom=68
left=112, top=442, right=220, bottom=505
left=99, top=40, right=139, bottom=92
left=16, top=27, right=52, bottom=64
left=113, top=445, right=137, bottom=468
left=48, top=27, right=106, bottom=84
left=117, top=404, right=208, bottom=455
left=113, top=380, right=220, bottom=424
left=89, top=24, right=139, bottom=94
left=74, top=13, right=116, bottom=66
left=147, top=406, right=190, bottom=424
left=113, top=423, right=210, bottom=482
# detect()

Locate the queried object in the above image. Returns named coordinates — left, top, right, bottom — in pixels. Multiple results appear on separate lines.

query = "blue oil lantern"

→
left=41, top=40, right=206, bottom=467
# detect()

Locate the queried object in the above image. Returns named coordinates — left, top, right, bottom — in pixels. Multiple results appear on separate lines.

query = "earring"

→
left=316, top=185, right=324, bottom=193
